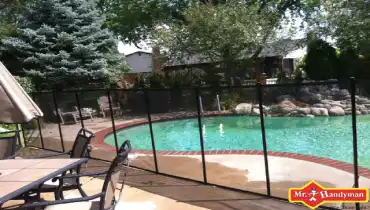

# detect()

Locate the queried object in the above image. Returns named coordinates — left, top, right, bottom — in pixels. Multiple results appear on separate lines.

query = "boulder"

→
left=296, top=107, right=311, bottom=115
left=356, top=111, right=362, bottom=115
left=276, top=95, right=295, bottom=103
left=329, top=101, right=346, bottom=109
left=234, top=103, right=253, bottom=114
left=324, top=104, right=332, bottom=109
left=357, top=97, right=370, bottom=104
left=337, top=89, right=350, bottom=96
left=306, top=114, right=315, bottom=118
left=357, top=105, right=367, bottom=111
left=278, top=100, right=297, bottom=114
left=328, top=106, right=345, bottom=116
left=251, top=108, right=260, bottom=116
left=321, top=100, right=331, bottom=104
left=362, top=110, right=369, bottom=115
left=310, top=108, right=329, bottom=116
left=344, top=108, right=352, bottom=115
left=313, top=103, right=325, bottom=108
left=300, top=93, right=322, bottom=103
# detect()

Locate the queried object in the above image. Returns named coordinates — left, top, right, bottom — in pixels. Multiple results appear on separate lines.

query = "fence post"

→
left=32, top=93, right=44, bottom=149
left=52, top=91, right=65, bottom=152
left=21, top=125, right=27, bottom=147
left=74, top=91, right=85, bottom=129
left=144, top=89, right=159, bottom=173
left=107, top=91, right=119, bottom=154
left=350, top=77, right=360, bottom=210
left=257, top=83, right=271, bottom=196
left=195, top=88, right=208, bottom=184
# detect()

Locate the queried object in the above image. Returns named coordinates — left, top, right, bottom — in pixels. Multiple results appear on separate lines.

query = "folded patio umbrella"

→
left=0, top=62, right=43, bottom=124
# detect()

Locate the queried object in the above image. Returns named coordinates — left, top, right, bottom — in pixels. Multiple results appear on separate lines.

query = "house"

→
left=161, top=39, right=305, bottom=78
left=123, top=51, right=153, bottom=83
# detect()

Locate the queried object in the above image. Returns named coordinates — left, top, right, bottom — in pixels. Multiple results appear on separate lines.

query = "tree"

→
left=99, top=0, right=320, bottom=46
left=153, top=0, right=301, bottom=85
left=322, top=1, right=370, bottom=55
left=304, top=37, right=338, bottom=80
left=1, top=0, right=128, bottom=90
left=99, top=0, right=195, bottom=46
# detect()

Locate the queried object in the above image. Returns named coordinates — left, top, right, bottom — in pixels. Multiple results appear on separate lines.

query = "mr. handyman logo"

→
left=289, top=180, right=369, bottom=209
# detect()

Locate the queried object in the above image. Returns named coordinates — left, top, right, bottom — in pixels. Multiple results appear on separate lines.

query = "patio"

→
left=18, top=113, right=370, bottom=208
left=2, top=147, right=314, bottom=210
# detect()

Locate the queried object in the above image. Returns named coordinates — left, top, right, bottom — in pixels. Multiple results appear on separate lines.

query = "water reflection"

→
left=202, top=116, right=354, bottom=131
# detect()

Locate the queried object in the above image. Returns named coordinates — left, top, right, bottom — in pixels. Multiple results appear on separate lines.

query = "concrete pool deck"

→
left=25, top=112, right=370, bottom=209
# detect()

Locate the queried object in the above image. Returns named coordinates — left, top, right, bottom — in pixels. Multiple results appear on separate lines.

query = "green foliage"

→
left=154, top=1, right=276, bottom=68
left=213, top=93, right=240, bottom=111
left=276, top=71, right=288, bottom=84
left=0, top=124, right=16, bottom=130
left=304, top=38, right=338, bottom=80
left=149, top=73, right=167, bottom=88
left=166, top=68, right=205, bottom=88
left=99, top=0, right=194, bottom=45
left=14, top=76, right=35, bottom=94
left=337, top=47, right=359, bottom=80
left=1, top=0, right=129, bottom=91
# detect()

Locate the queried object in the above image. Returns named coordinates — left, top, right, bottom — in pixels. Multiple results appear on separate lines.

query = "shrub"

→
left=149, top=73, right=167, bottom=88
left=213, top=93, right=241, bottom=111
left=167, top=68, right=205, bottom=88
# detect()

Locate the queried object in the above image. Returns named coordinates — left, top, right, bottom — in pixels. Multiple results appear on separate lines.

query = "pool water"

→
left=104, top=116, right=370, bottom=168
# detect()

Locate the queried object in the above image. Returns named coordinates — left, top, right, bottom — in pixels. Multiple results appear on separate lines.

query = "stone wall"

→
left=234, top=85, right=370, bottom=117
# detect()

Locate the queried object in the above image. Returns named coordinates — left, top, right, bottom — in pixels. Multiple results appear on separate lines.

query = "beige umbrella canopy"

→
left=0, top=62, right=43, bottom=124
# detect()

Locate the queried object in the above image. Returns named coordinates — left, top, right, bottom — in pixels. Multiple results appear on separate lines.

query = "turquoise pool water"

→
left=104, top=116, right=370, bottom=168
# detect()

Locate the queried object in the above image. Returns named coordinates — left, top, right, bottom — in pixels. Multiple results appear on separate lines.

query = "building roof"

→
left=125, top=51, right=152, bottom=57
left=164, top=39, right=305, bottom=67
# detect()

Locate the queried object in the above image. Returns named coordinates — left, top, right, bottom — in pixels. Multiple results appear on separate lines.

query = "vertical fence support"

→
left=74, top=91, right=85, bottom=129
left=21, top=124, right=27, bottom=147
left=107, top=91, right=119, bottom=154
left=32, top=93, right=44, bottom=149
left=144, top=89, right=159, bottom=173
left=350, top=77, right=360, bottom=210
left=257, top=83, right=271, bottom=196
left=195, top=88, right=208, bottom=184
left=16, top=124, right=25, bottom=147
left=52, top=92, right=65, bottom=152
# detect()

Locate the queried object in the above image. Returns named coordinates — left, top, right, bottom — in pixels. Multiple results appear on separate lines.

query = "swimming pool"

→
left=104, top=115, right=370, bottom=168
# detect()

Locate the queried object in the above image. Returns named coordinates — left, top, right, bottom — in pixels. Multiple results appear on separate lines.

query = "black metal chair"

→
left=0, top=130, right=20, bottom=159
left=16, top=140, right=132, bottom=210
left=20, top=128, right=96, bottom=201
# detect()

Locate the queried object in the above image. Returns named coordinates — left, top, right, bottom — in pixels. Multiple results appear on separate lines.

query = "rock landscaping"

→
left=234, top=85, right=370, bottom=117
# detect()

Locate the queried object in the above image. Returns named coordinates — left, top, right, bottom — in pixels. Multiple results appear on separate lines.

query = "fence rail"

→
left=26, top=78, right=370, bottom=210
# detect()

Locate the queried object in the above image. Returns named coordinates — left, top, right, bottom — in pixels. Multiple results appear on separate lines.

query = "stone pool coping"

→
left=93, top=111, right=370, bottom=178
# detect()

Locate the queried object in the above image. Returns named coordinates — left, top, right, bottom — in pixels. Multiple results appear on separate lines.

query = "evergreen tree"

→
left=1, top=0, right=128, bottom=90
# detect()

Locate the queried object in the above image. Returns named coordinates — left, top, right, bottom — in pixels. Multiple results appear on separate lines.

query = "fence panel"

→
left=262, top=81, right=354, bottom=209
left=199, top=86, right=267, bottom=194
left=30, top=92, right=63, bottom=151
left=107, top=89, right=156, bottom=171
left=27, top=79, right=370, bottom=209
left=145, top=89, right=204, bottom=181
left=355, top=79, right=370, bottom=210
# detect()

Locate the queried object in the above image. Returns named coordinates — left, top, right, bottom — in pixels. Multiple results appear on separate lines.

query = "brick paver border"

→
left=93, top=112, right=370, bottom=178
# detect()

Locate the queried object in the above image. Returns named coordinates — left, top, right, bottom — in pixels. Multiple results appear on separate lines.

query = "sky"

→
left=118, top=42, right=151, bottom=55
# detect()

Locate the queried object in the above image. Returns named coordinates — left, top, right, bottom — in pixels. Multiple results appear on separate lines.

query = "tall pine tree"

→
left=1, top=0, right=128, bottom=90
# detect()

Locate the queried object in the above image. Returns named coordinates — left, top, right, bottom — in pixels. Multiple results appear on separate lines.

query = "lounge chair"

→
left=54, top=107, right=93, bottom=124
left=97, top=96, right=121, bottom=118
left=17, top=140, right=132, bottom=210
left=17, top=128, right=95, bottom=201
